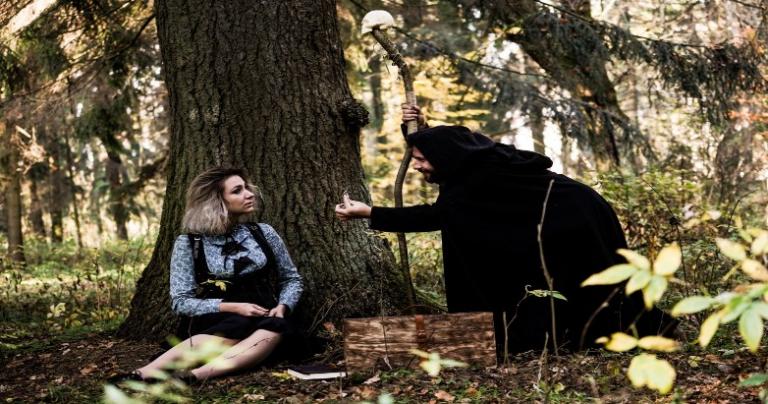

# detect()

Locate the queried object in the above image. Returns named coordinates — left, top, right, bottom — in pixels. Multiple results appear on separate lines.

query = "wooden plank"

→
left=343, top=312, right=496, bottom=371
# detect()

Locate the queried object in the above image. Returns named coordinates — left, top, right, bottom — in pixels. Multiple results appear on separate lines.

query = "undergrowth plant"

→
left=582, top=214, right=768, bottom=400
left=0, top=234, right=153, bottom=354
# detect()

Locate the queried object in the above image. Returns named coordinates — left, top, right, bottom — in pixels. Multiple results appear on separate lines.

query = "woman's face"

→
left=221, top=175, right=256, bottom=215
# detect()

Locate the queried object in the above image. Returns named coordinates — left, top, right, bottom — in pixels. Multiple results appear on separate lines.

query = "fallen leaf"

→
left=79, top=363, right=98, bottom=376
left=322, top=322, right=336, bottom=333
left=359, top=386, right=377, bottom=400
left=435, top=390, right=455, bottom=402
left=363, top=372, right=380, bottom=385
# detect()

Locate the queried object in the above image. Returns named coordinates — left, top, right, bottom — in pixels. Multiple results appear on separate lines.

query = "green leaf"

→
left=626, top=269, right=652, bottom=295
left=581, top=264, right=637, bottom=287
left=653, top=243, right=681, bottom=276
left=645, top=358, right=676, bottom=394
left=753, top=302, right=768, bottom=320
left=741, top=259, right=768, bottom=282
left=716, top=238, right=747, bottom=261
left=378, top=393, right=395, bottom=404
left=617, top=249, right=650, bottom=271
left=722, top=297, right=751, bottom=324
left=699, top=310, right=723, bottom=348
left=527, top=289, right=568, bottom=301
left=550, top=291, right=568, bottom=301
left=751, top=231, right=768, bottom=256
left=739, top=229, right=754, bottom=243
left=600, top=332, right=638, bottom=352
left=627, top=354, right=651, bottom=388
left=419, top=357, right=441, bottom=377
left=642, top=276, right=668, bottom=309
left=410, top=349, right=429, bottom=359
left=739, top=306, right=764, bottom=353
left=705, top=210, right=722, bottom=220
left=672, top=296, right=714, bottom=317
left=637, top=336, right=680, bottom=352
left=627, top=354, right=676, bottom=394
left=740, top=373, right=768, bottom=387
left=103, top=385, right=141, bottom=404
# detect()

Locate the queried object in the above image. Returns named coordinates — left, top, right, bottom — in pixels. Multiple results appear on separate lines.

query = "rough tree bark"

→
left=119, top=0, right=409, bottom=339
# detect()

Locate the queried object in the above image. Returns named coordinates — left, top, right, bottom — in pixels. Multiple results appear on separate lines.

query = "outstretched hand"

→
left=335, top=193, right=371, bottom=221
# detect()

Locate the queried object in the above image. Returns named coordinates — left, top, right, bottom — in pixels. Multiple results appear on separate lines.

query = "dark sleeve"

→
left=369, top=205, right=442, bottom=233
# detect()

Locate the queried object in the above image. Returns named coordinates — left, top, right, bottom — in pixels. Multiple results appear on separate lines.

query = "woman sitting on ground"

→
left=111, top=167, right=303, bottom=384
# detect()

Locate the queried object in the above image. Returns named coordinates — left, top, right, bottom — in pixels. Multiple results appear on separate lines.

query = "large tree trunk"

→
left=120, top=1, right=408, bottom=339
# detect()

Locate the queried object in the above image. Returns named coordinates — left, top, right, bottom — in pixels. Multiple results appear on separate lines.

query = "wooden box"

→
left=342, top=312, right=496, bottom=372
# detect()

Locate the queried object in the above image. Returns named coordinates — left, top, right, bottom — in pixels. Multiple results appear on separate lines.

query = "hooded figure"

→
left=365, top=125, right=673, bottom=354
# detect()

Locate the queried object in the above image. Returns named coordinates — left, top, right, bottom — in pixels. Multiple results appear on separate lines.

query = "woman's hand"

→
left=335, top=193, right=371, bottom=221
left=220, top=302, right=269, bottom=317
left=268, top=304, right=288, bottom=318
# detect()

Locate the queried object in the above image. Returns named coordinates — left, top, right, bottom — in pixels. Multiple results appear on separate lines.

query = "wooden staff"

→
left=362, top=10, right=417, bottom=310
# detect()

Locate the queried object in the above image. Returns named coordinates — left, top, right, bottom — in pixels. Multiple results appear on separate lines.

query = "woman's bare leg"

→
left=137, top=334, right=238, bottom=378
left=190, top=329, right=281, bottom=380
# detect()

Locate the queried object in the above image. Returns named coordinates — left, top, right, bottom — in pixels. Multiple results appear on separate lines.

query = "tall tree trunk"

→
left=63, top=130, right=83, bottom=249
left=28, top=176, right=46, bottom=238
left=106, top=152, right=129, bottom=240
left=120, top=1, right=408, bottom=339
left=2, top=122, right=25, bottom=265
left=48, top=140, right=64, bottom=243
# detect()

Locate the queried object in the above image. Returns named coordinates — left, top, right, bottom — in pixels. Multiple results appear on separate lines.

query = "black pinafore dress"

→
left=174, top=223, right=293, bottom=341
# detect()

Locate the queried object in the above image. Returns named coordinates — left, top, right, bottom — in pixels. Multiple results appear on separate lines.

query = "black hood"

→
left=406, top=125, right=553, bottom=182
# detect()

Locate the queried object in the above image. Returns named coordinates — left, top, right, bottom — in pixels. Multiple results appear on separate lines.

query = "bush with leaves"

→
left=582, top=214, right=768, bottom=398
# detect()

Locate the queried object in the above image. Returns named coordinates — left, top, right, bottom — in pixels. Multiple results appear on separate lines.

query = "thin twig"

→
left=579, top=286, right=620, bottom=349
left=503, top=286, right=533, bottom=365
left=537, top=179, right=558, bottom=355
left=536, top=332, right=550, bottom=403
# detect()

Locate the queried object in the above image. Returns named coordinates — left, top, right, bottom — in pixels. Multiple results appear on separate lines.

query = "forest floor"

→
left=0, top=331, right=764, bottom=403
left=1, top=239, right=765, bottom=402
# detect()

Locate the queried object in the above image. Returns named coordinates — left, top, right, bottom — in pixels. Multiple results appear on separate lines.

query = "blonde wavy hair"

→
left=182, top=167, right=261, bottom=235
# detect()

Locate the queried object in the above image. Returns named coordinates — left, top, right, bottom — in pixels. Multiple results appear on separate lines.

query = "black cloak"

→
left=370, top=125, right=673, bottom=354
